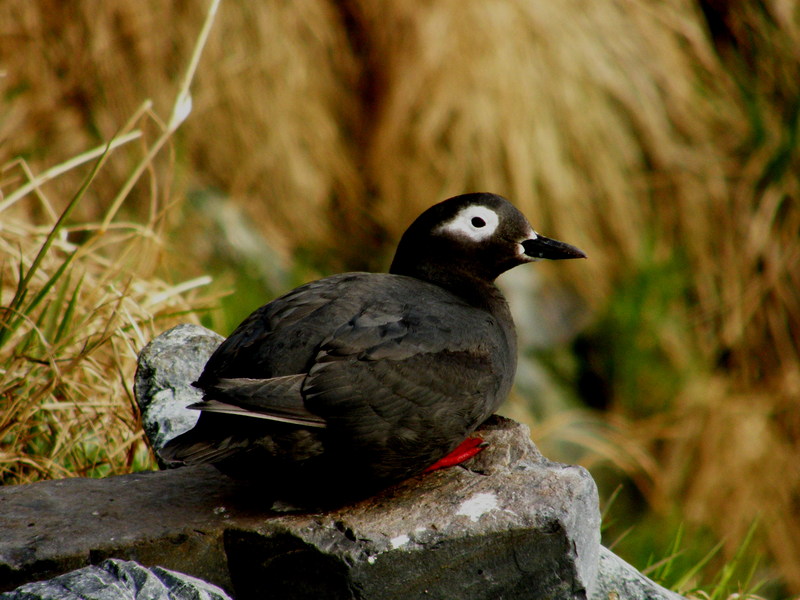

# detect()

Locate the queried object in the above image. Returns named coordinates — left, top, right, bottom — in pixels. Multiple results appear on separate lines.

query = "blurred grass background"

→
left=1, top=1, right=798, bottom=597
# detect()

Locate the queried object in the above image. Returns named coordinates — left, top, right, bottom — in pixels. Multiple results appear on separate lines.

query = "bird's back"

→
left=198, top=272, right=516, bottom=393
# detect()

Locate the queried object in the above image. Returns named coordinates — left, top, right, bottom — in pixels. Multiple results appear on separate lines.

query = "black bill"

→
left=522, top=235, right=587, bottom=260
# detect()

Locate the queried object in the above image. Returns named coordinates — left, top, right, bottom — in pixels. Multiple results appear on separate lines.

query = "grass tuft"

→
left=0, top=138, right=216, bottom=483
left=0, top=0, right=221, bottom=484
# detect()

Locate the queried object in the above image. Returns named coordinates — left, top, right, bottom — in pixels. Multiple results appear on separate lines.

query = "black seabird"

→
left=160, top=193, right=586, bottom=504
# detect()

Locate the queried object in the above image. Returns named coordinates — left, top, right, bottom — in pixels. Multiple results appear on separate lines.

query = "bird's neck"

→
left=391, top=260, right=508, bottom=315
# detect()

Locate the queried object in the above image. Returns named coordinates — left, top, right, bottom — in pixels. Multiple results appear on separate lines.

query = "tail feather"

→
left=159, top=430, right=250, bottom=466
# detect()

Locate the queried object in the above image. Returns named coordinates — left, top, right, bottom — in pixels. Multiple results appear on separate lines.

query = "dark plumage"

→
left=160, top=193, right=585, bottom=504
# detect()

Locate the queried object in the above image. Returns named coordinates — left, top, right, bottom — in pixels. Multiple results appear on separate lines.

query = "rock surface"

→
left=592, top=547, right=687, bottom=600
left=0, top=559, right=232, bottom=600
left=0, top=415, right=601, bottom=599
left=133, top=324, right=223, bottom=457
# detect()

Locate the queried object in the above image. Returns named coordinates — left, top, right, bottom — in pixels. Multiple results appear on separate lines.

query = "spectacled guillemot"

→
left=160, top=193, right=585, bottom=504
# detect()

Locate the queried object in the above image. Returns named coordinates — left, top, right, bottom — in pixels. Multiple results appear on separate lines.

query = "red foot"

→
left=424, top=437, right=487, bottom=473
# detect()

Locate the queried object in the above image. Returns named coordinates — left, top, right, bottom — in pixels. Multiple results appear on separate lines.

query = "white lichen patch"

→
left=390, top=534, right=410, bottom=549
left=456, top=492, right=499, bottom=522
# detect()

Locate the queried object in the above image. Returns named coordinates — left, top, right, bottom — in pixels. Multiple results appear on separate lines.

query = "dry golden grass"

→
left=0, top=148, right=209, bottom=482
left=0, top=1, right=220, bottom=483
left=1, top=0, right=798, bottom=593
left=0, top=0, right=362, bottom=256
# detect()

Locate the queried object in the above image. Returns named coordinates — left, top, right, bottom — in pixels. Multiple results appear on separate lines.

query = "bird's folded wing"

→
left=302, top=303, right=503, bottom=452
left=196, top=273, right=370, bottom=382
left=193, top=374, right=327, bottom=428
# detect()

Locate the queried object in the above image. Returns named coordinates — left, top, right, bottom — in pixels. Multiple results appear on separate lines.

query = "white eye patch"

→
left=436, top=205, right=500, bottom=242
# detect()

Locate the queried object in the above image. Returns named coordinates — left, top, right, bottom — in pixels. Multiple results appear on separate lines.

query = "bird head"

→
left=390, top=193, right=586, bottom=285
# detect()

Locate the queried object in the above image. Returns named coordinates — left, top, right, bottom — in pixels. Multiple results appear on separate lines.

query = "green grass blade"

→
left=663, top=523, right=684, bottom=582
left=18, top=248, right=79, bottom=332
left=0, top=247, right=81, bottom=353
left=709, top=519, right=761, bottom=600
left=0, top=141, right=111, bottom=348
left=672, top=540, right=724, bottom=594
left=54, top=273, right=85, bottom=345
left=44, top=270, right=73, bottom=342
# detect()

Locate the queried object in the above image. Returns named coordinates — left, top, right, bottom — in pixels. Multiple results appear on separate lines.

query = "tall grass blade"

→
left=646, top=523, right=685, bottom=584
left=54, top=274, right=85, bottom=345
left=708, top=519, right=762, bottom=600
left=0, top=146, right=110, bottom=347
left=672, top=540, right=724, bottom=595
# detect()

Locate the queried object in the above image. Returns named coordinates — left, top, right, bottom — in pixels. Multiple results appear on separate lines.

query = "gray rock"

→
left=0, top=466, right=237, bottom=593
left=224, top=415, right=602, bottom=600
left=133, top=324, right=223, bottom=455
left=0, top=415, right=601, bottom=599
left=592, top=547, right=686, bottom=600
left=0, top=559, right=231, bottom=600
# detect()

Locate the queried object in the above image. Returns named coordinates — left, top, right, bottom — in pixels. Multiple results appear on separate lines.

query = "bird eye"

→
left=437, top=205, right=499, bottom=240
